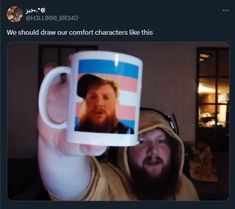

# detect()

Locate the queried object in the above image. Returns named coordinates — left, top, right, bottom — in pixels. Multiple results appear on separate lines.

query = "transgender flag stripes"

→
left=76, top=59, right=140, bottom=130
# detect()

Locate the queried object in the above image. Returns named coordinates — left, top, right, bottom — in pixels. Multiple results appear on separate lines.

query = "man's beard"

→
left=129, top=158, right=180, bottom=200
left=79, top=113, right=118, bottom=133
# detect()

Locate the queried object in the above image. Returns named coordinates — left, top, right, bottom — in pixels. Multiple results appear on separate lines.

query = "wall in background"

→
left=8, top=44, right=39, bottom=158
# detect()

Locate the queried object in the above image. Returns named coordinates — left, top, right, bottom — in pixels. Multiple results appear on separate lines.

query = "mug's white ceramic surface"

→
left=38, top=51, right=143, bottom=146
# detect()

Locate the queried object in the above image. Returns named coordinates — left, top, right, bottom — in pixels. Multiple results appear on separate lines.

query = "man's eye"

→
left=158, top=139, right=166, bottom=144
left=138, top=137, right=145, bottom=144
left=103, top=95, right=110, bottom=100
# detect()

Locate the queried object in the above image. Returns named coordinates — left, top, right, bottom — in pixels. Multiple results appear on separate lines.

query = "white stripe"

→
left=119, top=90, right=138, bottom=106
left=76, top=90, right=138, bottom=107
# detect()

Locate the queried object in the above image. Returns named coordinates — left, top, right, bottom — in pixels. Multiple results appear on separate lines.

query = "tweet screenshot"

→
left=1, top=1, right=234, bottom=209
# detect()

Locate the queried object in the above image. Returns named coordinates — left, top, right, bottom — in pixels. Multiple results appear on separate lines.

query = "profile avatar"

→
left=6, top=6, right=23, bottom=23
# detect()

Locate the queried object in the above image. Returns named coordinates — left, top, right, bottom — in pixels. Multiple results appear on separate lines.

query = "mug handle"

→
left=38, top=66, right=71, bottom=129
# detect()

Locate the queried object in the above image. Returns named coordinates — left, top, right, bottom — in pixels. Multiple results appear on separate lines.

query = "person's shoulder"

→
left=116, top=122, right=134, bottom=134
left=175, top=173, right=199, bottom=200
left=100, top=161, right=132, bottom=199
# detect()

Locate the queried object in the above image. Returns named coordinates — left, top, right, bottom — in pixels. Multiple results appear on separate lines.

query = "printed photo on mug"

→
left=74, top=57, right=140, bottom=135
left=75, top=72, right=136, bottom=134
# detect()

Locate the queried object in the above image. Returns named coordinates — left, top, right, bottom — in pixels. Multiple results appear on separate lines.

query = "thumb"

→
left=56, top=131, right=107, bottom=156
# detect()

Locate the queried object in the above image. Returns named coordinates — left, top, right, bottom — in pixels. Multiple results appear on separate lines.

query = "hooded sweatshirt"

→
left=52, top=109, right=199, bottom=201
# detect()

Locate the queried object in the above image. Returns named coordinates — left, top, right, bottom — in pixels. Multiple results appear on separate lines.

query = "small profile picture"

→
left=6, top=6, right=23, bottom=23
left=75, top=74, right=134, bottom=134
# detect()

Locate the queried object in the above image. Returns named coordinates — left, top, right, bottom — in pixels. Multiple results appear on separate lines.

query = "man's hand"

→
left=38, top=77, right=107, bottom=156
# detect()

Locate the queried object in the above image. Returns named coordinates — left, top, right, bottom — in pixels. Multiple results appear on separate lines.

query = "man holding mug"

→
left=38, top=71, right=198, bottom=200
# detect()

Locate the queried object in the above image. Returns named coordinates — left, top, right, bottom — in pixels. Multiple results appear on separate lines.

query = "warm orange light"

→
left=200, top=53, right=210, bottom=58
left=198, top=84, right=215, bottom=94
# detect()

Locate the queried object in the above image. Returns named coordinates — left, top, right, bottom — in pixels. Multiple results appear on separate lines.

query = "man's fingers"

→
left=80, top=144, right=107, bottom=156
left=37, top=114, right=61, bottom=145
left=57, top=134, right=107, bottom=156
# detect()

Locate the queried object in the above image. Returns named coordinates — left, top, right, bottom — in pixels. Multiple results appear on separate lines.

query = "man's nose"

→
left=146, top=140, right=159, bottom=155
left=95, top=97, right=104, bottom=106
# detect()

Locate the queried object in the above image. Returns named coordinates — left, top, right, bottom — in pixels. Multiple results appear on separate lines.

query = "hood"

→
left=117, top=108, right=185, bottom=179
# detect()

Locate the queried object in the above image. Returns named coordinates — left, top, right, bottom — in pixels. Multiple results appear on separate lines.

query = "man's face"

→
left=85, top=83, right=117, bottom=125
left=128, top=128, right=171, bottom=179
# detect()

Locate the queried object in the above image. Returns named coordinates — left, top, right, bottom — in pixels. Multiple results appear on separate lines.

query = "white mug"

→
left=38, top=51, right=143, bottom=146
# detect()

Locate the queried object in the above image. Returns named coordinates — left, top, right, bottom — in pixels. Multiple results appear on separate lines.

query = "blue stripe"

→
left=78, top=60, right=139, bottom=79
left=120, top=120, right=135, bottom=130
left=74, top=117, right=79, bottom=126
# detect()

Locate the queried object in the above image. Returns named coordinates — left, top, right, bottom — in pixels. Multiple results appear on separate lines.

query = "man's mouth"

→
left=94, top=110, right=106, bottom=116
left=96, top=111, right=105, bottom=114
left=143, top=157, right=163, bottom=166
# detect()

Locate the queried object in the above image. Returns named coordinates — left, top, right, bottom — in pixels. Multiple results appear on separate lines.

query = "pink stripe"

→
left=117, top=105, right=136, bottom=120
left=76, top=102, right=135, bottom=120
left=78, top=74, right=137, bottom=92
